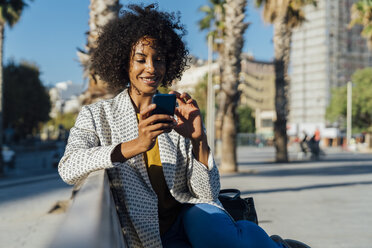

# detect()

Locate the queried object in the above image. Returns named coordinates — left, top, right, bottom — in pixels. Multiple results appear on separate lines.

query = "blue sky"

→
left=4, top=0, right=273, bottom=87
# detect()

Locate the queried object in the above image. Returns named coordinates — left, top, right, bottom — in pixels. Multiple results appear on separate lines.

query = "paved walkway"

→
left=0, top=146, right=371, bottom=247
left=0, top=175, right=72, bottom=248
left=220, top=146, right=372, bottom=248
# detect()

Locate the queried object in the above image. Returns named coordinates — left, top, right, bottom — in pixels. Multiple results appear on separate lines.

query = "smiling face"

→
left=128, top=37, right=166, bottom=96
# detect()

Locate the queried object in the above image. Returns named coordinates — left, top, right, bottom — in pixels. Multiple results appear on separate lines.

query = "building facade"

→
left=175, top=55, right=276, bottom=138
left=289, top=0, right=372, bottom=137
left=239, top=55, right=275, bottom=138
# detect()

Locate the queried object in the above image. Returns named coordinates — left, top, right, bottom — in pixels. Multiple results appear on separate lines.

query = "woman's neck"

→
left=128, top=87, right=154, bottom=113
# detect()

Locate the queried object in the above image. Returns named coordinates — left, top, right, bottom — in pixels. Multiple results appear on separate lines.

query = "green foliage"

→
left=351, top=67, right=372, bottom=131
left=47, top=112, right=78, bottom=131
left=326, top=67, right=372, bottom=132
left=3, top=60, right=51, bottom=138
left=237, top=105, right=255, bottom=133
left=198, top=0, right=226, bottom=52
left=326, top=86, right=347, bottom=126
left=192, top=74, right=209, bottom=122
left=349, top=0, right=372, bottom=49
left=158, top=86, right=171, bottom=94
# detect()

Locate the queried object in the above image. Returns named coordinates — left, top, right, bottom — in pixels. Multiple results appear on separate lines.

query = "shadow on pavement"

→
left=0, top=176, right=72, bottom=204
left=222, top=164, right=372, bottom=178
left=238, top=156, right=372, bottom=167
left=240, top=180, right=372, bottom=195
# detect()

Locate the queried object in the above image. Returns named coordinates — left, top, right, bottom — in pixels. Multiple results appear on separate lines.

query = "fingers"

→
left=169, top=90, right=180, bottom=97
left=138, top=117, right=175, bottom=149
left=142, top=114, right=176, bottom=126
left=169, top=91, right=190, bottom=101
left=138, top=114, right=176, bottom=137
left=139, top=104, right=156, bottom=120
left=181, top=92, right=192, bottom=102
left=139, top=121, right=174, bottom=142
left=171, top=91, right=194, bottom=106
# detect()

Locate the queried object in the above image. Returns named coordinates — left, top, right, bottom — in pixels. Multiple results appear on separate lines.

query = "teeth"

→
left=142, top=77, right=156, bottom=82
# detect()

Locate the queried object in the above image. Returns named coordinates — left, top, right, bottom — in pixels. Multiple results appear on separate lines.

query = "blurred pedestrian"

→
left=300, top=131, right=308, bottom=155
left=309, top=128, right=321, bottom=160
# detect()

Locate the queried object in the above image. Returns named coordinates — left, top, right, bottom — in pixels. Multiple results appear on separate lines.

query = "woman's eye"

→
left=136, top=60, right=145, bottom=63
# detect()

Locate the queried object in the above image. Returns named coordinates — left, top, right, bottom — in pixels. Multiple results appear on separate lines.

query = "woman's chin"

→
left=143, top=81, right=159, bottom=88
left=141, top=86, right=158, bottom=95
left=143, top=83, right=160, bottom=92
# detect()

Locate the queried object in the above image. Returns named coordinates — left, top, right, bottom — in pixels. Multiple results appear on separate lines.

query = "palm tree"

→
left=0, top=0, right=30, bottom=175
left=219, top=0, right=248, bottom=172
left=78, top=0, right=121, bottom=104
left=349, top=0, right=372, bottom=49
left=198, top=0, right=226, bottom=153
left=255, top=0, right=317, bottom=162
left=198, top=0, right=225, bottom=52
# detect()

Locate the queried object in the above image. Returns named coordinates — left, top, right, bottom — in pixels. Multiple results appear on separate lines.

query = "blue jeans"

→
left=161, top=203, right=285, bottom=248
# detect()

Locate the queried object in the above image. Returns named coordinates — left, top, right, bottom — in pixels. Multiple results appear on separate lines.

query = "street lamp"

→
left=346, top=81, right=352, bottom=146
left=207, top=34, right=215, bottom=154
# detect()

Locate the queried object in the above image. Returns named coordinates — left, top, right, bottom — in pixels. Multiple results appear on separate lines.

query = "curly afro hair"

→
left=91, top=3, right=189, bottom=93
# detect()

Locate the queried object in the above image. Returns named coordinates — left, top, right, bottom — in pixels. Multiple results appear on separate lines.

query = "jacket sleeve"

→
left=58, top=106, right=118, bottom=185
left=186, top=140, right=221, bottom=201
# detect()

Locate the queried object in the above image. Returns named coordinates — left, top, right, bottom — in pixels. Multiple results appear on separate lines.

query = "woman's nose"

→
left=145, top=59, right=155, bottom=73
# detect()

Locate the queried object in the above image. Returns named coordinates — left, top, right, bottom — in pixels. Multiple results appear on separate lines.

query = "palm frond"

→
left=350, top=0, right=372, bottom=50
left=0, top=0, right=29, bottom=27
left=198, top=0, right=226, bottom=52
left=198, top=15, right=213, bottom=30
left=199, top=5, right=212, bottom=14
left=256, top=0, right=316, bottom=25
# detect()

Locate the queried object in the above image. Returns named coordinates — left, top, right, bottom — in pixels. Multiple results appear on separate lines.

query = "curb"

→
left=0, top=173, right=61, bottom=188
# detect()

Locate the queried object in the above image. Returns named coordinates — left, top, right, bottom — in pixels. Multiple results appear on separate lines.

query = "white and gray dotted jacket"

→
left=58, top=89, right=222, bottom=248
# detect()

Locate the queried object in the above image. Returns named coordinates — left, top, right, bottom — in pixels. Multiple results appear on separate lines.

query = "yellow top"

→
left=145, top=136, right=162, bottom=167
left=137, top=114, right=181, bottom=235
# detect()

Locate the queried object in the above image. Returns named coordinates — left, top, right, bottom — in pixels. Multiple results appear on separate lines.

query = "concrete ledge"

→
left=50, top=170, right=127, bottom=248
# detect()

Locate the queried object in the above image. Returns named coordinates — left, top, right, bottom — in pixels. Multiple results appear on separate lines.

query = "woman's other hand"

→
left=169, top=91, right=209, bottom=166
left=169, top=91, right=205, bottom=141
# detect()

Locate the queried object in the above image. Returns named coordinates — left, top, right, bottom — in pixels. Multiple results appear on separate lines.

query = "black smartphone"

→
left=151, top=93, right=176, bottom=116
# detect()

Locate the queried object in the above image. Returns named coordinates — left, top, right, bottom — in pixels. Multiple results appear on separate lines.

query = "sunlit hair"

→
left=91, top=3, right=189, bottom=93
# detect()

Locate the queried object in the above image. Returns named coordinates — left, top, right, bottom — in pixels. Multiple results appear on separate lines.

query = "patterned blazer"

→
left=58, top=89, right=222, bottom=248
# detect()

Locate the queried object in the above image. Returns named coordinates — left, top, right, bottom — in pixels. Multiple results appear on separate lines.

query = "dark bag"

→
left=218, top=189, right=258, bottom=225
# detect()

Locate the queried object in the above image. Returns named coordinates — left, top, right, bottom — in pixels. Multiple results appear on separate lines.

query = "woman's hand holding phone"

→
left=136, top=103, right=176, bottom=152
left=111, top=103, right=176, bottom=162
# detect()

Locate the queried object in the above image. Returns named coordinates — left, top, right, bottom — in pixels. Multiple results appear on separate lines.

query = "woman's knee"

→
left=183, top=204, right=234, bottom=228
left=182, top=205, right=280, bottom=248
left=236, top=221, right=279, bottom=248
left=182, top=204, right=238, bottom=247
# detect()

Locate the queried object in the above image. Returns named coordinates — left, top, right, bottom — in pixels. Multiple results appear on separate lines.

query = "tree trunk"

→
left=0, top=24, right=4, bottom=175
left=219, top=0, right=247, bottom=173
left=273, top=20, right=291, bottom=163
left=78, top=0, right=121, bottom=104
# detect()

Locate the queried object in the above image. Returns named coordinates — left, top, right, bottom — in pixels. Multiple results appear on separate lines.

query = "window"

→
left=262, top=119, right=273, bottom=128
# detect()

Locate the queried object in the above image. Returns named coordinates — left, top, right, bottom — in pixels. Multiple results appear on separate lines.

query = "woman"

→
left=59, top=4, right=309, bottom=248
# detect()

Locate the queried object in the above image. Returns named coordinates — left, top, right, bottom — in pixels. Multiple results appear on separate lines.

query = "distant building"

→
left=49, top=81, right=86, bottom=118
left=289, top=0, right=372, bottom=141
left=239, top=55, right=275, bottom=138
left=172, top=58, right=219, bottom=93
left=176, top=55, right=276, bottom=138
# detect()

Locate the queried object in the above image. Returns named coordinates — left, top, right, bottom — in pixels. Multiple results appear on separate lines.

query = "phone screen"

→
left=151, top=94, right=176, bottom=116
